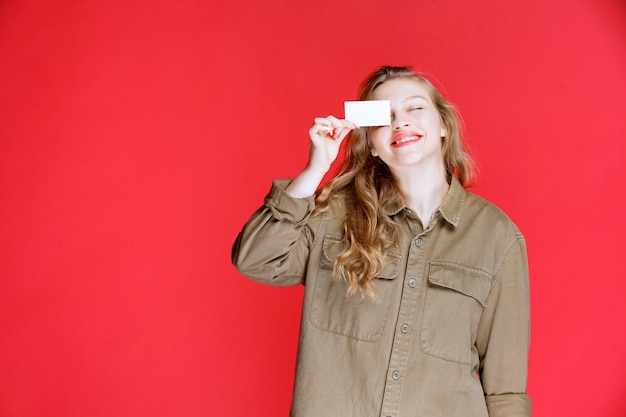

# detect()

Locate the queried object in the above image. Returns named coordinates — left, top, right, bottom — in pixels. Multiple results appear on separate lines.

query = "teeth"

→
left=394, top=136, right=418, bottom=144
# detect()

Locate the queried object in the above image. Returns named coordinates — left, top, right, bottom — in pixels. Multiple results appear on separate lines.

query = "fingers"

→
left=304, top=116, right=359, bottom=174
left=335, top=129, right=350, bottom=145
left=310, top=116, right=359, bottom=141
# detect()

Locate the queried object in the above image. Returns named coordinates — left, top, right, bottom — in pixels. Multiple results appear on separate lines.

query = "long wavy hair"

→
left=315, top=66, right=475, bottom=300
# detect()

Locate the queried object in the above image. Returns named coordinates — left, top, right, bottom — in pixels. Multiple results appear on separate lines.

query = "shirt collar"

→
left=438, top=176, right=464, bottom=227
left=384, top=176, right=465, bottom=228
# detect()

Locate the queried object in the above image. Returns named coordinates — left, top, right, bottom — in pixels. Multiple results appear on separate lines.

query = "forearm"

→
left=478, top=237, right=532, bottom=416
left=233, top=116, right=355, bottom=283
left=285, top=166, right=326, bottom=198
left=232, top=179, right=315, bottom=286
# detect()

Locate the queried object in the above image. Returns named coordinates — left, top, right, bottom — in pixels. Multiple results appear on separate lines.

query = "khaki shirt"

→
left=232, top=177, right=531, bottom=417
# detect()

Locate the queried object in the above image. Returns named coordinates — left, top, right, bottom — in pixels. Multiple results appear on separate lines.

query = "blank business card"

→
left=344, top=100, right=391, bottom=127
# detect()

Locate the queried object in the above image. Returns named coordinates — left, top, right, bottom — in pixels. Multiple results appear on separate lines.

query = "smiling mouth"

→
left=391, top=134, right=422, bottom=145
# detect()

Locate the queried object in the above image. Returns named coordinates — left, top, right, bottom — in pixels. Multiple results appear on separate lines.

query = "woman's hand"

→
left=285, top=116, right=358, bottom=198
left=306, top=116, right=359, bottom=174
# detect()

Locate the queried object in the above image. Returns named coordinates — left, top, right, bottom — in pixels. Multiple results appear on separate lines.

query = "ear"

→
left=440, top=124, right=447, bottom=138
left=370, top=148, right=378, bottom=157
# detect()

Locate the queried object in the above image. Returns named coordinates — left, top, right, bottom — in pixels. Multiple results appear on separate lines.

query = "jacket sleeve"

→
left=476, top=236, right=532, bottom=417
left=231, top=179, right=316, bottom=286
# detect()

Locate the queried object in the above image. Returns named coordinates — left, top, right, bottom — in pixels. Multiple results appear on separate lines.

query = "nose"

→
left=392, top=118, right=410, bottom=130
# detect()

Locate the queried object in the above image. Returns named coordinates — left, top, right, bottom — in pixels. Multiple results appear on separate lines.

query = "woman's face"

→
left=368, top=78, right=446, bottom=175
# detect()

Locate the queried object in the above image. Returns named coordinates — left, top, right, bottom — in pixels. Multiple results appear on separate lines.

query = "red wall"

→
left=1, top=0, right=625, bottom=416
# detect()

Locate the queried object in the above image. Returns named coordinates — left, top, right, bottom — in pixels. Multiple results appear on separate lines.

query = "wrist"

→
left=285, top=167, right=326, bottom=198
left=301, top=164, right=328, bottom=180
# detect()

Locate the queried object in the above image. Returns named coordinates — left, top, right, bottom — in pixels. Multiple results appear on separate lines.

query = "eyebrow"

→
left=403, top=95, right=428, bottom=102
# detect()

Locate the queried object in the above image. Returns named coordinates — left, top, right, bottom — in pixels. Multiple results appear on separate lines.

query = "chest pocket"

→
left=420, top=262, right=492, bottom=364
left=310, top=234, right=401, bottom=342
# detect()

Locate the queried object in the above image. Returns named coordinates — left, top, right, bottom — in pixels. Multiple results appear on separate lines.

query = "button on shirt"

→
left=232, top=177, right=531, bottom=417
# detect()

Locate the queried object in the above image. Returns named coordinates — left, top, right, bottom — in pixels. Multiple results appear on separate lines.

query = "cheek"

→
left=369, top=140, right=381, bottom=157
left=419, top=114, right=445, bottom=137
left=436, top=118, right=447, bottom=137
left=433, top=114, right=446, bottom=137
left=368, top=129, right=390, bottom=156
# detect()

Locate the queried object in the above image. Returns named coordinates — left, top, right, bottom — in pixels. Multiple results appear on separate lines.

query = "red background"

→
left=1, top=0, right=625, bottom=416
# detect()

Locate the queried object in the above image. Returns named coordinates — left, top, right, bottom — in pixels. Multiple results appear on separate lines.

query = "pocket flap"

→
left=322, top=234, right=400, bottom=280
left=322, top=234, right=347, bottom=262
left=428, top=262, right=492, bottom=306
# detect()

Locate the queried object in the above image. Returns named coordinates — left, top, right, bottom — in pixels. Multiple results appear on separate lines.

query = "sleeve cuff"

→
left=264, top=179, right=315, bottom=224
left=485, top=393, right=532, bottom=417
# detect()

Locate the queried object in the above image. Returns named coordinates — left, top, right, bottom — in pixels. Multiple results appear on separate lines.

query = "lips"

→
left=391, top=132, right=423, bottom=146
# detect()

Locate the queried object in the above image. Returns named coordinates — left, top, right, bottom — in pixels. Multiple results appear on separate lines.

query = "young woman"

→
left=232, top=66, right=531, bottom=417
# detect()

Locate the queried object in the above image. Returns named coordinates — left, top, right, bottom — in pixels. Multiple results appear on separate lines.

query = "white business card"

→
left=344, top=100, right=391, bottom=127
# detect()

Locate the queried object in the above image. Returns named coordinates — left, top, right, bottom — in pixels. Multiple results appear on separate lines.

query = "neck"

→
left=392, top=164, right=449, bottom=228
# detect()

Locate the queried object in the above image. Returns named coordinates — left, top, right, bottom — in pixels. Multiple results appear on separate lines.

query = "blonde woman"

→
left=232, top=66, right=531, bottom=417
